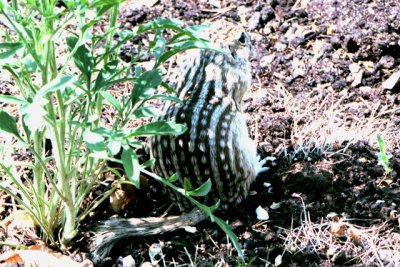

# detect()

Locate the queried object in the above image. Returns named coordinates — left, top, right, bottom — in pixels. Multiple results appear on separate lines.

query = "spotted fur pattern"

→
left=150, top=32, right=260, bottom=210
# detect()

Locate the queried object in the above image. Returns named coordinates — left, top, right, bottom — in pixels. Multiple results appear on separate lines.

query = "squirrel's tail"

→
left=90, top=209, right=207, bottom=264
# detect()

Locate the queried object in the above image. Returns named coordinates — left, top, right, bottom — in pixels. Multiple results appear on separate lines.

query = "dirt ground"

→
left=106, top=0, right=400, bottom=266
left=1, top=0, right=400, bottom=266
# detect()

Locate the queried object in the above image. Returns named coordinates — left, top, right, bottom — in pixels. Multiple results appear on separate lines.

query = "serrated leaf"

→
left=188, top=179, right=211, bottom=197
left=0, top=110, right=20, bottom=138
left=128, top=121, right=187, bottom=137
left=121, top=147, right=140, bottom=188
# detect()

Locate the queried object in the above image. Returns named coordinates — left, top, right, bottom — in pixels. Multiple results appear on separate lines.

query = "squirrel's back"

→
left=150, top=30, right=260, bottom=208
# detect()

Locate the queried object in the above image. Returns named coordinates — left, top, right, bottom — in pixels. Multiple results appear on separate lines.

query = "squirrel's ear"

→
left=238, top=32, right=247, bottom=44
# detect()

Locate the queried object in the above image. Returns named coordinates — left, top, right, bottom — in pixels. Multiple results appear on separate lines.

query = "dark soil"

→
left=83, top=0, right=400, bottom=266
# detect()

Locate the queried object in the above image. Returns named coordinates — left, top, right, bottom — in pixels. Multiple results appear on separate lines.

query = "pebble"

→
left=248, top=12, right=261, bottom=30
left=332, top=80, right=347, bottom=90
left=379, top=55, right=395, bottom=69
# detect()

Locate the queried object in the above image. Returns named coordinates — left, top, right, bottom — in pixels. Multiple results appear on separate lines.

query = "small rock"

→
left=207, top=0, right=221, bottom=8
left=349, top=62, right=361, bottom=74
left=275, top=42, right=287, bottom=51
left=359, top=86, right=373, bottom=98
left=260, top=7, right=275, bottom=22
left=248, top=12, right=261, bottom=30
left=351, top=70, right=364, bottom=87
left=256, top=206, right=270, bottom=220
left=379, top=55, right=396, bottom=69
left=332, top=80, right=347, bottom=90
left=382, top=70, right=400, bottom=90
left=292, top=57, right=306, bottom=78
left=260, top=54, right=275, bottom=68
left=268, top=0, right=278, bottom=9
left=121, top=255, right=135, bottom=267
left=140, top=262, right=154, bottom=267
left=128, top=0, right=158, bottom=9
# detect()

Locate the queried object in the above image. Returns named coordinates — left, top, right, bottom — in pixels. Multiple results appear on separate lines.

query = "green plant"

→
left=0, top=0, right=221, bottom=246
left=142, top=169, right=245, bottom=260
left=377, top=134, right=392, bottom=174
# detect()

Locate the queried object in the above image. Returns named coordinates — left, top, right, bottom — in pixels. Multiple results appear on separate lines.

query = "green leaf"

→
left=83, top=130, right=106, bottom=152
left=0, top=42, right=23, bottom=63
left=145, top=94, right=183, bottom=104
left=214, top=217, right=244, bottom=260
left=121, top=147, right=140, bottom=188
left=108, top=137, right=122, bottom=156
left=66, top=36, right=94, bottom=78
left=153, top=35, right=166, bottom=60
left=100, top=91, right=122, bottom=114
left=141, top=158, right=155, bottom=169
left=377, top=134, right=386, bottom=155
left=93, top=60, right=126, bottom=92
left=183, top=177, right=192, bottom=192
left=91, top=0, right=123, bottom=8
left=118, top=30, right=134, bottom=42
left=20, top=97, right=48, bottom=132
left=22, top=55, right=37, bottom=73
left=168, top=24, right=208, bottom=44
left=131, top=69, right=162, bottom=105
left=91, top=127, right=113, bottom=137
left=0, top=95, right=26, bottom=105
left=209, top=200, right=220, bottom=212
left=0, top=110, right=20, bottom=138
left=167, top=173, right=178, bottom=183
left=155, top=40, right=225, bottom=68
left=188, top=179, right=212, bottom=197
left=132, top=107, right=158, bottom=119
left=161, top=81, right=177, bottom=93
left=37, top=76, right=76, bottom=96
left=128, top=121, right=187, bottom=137
left=377, top=134, right=392, bottom=173
left=135, top=18, right=201, bottom=38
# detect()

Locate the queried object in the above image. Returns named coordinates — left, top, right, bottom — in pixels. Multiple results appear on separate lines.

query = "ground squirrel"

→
left=90, top=23, right=266, bottom=263
left=150, top=31, right=263, bottom=209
